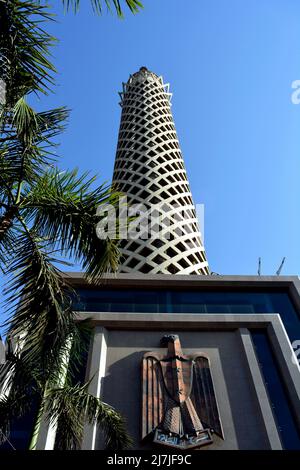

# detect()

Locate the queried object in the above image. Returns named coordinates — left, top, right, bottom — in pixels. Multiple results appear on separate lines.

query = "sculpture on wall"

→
left=141, top=335, right=224, bottom=449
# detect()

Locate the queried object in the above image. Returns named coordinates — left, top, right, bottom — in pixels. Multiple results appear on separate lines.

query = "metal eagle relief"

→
left=141, top=335, right=224, bottom=449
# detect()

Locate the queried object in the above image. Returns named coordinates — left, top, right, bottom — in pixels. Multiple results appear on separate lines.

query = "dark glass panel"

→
left=73, top=289, right=300, bottom=344
left=251, top=330, right=300, bottom=449
left=170, top=291, right=273, bottom=314
left=74, top=289, right=166, bottom=314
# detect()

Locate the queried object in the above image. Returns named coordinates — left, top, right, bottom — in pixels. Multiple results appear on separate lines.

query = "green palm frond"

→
left=12, top=97, right=38, bottom=146
left=0, top=104, right=69, bottom=209
left=0, top=0, right=56, bottom=102
left=0, top=396, right=13, bottom=445
left=63, top=319, right=93, bottom=386
left=36, top=107, right=69, bottom=143
left=45, top=382, right=132, bottom=450
left=0, top=223, right=19, bottom=273
left=0, top=393, right=29, bottom=445
left=62, top=0, right=143, bottom=16
left=22, top=167, right=121, bottom=281
left=3, top=229, right=75, bottom=380
left=2, top=104, right=69, bottom=148
left=0, top=347, right=41, bottom=399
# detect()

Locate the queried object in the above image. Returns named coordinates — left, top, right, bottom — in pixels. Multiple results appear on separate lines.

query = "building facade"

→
left=37, top=273, right=300, bottom=450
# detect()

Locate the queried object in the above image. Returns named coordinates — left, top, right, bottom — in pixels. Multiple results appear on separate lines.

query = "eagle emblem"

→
left=141, top=335, right=224, bottom=449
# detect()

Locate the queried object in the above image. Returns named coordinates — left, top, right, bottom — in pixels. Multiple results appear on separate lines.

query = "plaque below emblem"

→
left=153, top=429, right=213, bottom=450
left=141, top=335, right=224, bottom=450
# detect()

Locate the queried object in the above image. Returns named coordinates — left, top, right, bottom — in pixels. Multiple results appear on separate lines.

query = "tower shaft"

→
left=113, top=67, right=209, bottom=275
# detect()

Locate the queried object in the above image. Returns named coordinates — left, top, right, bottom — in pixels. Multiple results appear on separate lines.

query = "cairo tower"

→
left=112, top=67, right=209, bottom=275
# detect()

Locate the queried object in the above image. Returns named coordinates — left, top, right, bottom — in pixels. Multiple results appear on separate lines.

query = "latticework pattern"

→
left=112, top=67, right=209, bottom=275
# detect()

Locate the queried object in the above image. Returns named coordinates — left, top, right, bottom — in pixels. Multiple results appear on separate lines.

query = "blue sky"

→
left=33, top=0, right=300, bottom=275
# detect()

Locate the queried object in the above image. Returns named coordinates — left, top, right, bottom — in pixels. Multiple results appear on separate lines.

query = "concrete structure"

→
left=113, top=67, right=209, bottom=275
left=35, top=274, right=300, bottom=450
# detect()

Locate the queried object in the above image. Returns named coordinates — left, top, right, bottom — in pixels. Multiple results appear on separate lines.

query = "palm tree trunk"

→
left=28, top=337, right=73, bottom=450
left=28, top=399, right=45, bottom=451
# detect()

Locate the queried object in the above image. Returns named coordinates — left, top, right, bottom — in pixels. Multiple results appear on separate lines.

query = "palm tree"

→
left=0, top=1, right=131, bottom=450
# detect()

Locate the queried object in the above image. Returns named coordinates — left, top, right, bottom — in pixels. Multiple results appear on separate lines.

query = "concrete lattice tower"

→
left=112, top=67, right=209, bottom=275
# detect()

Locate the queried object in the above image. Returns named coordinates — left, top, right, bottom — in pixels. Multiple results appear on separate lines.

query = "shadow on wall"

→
left=219, top=330, right=270, bottom=450
left=101, top=351, right=144, bottom=449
